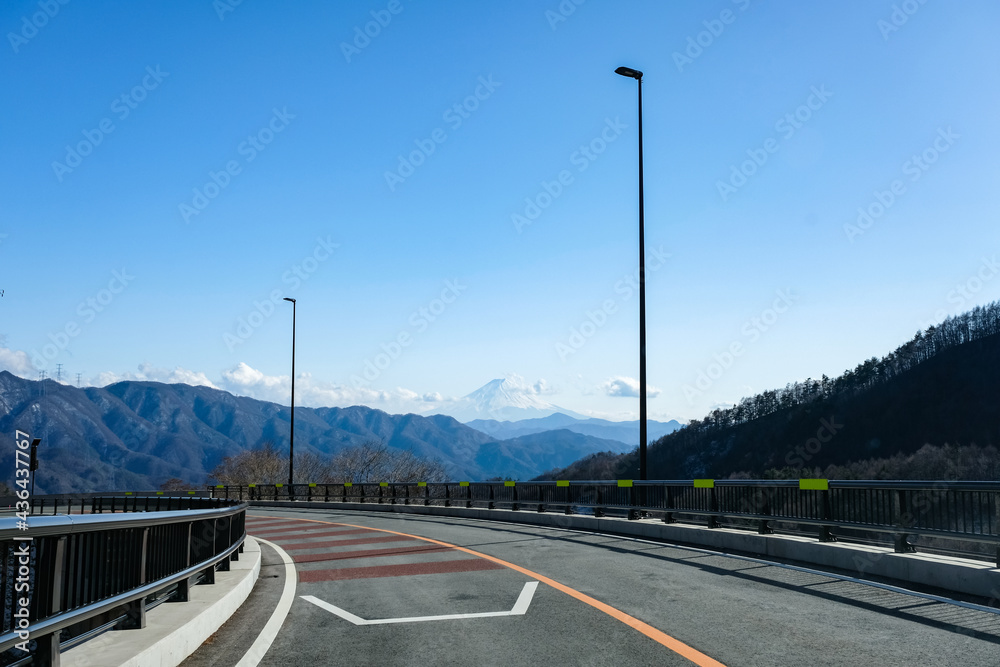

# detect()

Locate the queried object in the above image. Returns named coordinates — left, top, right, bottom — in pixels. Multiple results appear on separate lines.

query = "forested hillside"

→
left=538, top=303, right=1000, bottom=481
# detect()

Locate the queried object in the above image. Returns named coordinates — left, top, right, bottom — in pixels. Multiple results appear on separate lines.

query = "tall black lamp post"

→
left=283, top=297, right=296, bottom=489
left=615, top=65, right=647, bottom=481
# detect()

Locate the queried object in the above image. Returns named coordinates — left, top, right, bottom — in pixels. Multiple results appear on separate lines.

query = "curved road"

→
left=182, top=507, right=1000, bottom=666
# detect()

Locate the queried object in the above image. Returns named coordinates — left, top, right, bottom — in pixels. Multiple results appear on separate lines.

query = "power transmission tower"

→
left=76, top=373, right=82, bottom=387
left=56, top=364, right=63, bottom=382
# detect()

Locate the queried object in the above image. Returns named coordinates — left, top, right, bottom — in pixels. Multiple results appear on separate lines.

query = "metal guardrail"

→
left=0, top=495, right=247, bottom=666
left=211, top=479, right=1000, bottom=567
left=0, top=491, right=225, bottom=518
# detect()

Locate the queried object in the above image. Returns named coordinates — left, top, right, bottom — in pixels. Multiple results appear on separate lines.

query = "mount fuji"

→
left=427, top=377, right=587, bottom=423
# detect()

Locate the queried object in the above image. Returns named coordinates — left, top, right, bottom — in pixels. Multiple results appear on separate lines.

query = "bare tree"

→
left=295, top=451, right=335, bottom=483
left=328, top=440, right=448, bottom=483
left=208, top=439, right=449, bottom=485
left=209, top=441, right=286, bottom=485
left=159, top=477, right=192, bottom=491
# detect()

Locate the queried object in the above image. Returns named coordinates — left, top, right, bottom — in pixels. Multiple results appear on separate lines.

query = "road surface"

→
left=181, top=507, right=1000, bottom=666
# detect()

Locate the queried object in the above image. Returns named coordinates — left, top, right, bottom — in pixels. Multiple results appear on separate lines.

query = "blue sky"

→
left=2, top=0, right=998, bottom=422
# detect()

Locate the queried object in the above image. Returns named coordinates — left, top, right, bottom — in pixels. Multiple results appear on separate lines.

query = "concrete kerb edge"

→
left=61, top=537, right=262, bottom=667
left=249, top=500, right=999, bottom=600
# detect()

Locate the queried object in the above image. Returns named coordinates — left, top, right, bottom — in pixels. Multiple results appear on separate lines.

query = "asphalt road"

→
left=184, top=507, right=1000, bottom=667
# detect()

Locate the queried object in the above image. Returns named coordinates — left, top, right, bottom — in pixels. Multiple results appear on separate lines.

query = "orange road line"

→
left=254, top=514, right=725, bottom=667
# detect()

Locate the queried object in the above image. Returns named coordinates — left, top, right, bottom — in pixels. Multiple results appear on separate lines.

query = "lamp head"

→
left=283, top=297, right=296, bottom=303
left=615, top=66, right=643, bottom=80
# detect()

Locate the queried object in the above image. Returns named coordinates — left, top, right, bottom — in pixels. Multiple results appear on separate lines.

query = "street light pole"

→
left=283, top=297, right=296, bottom=489
left=615, top=65, right=647, bottom=481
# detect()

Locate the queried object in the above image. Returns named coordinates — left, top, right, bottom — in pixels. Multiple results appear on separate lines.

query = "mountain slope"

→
left=0, top=373, right=622, bottom=491
left=645, top=332, right=1000, bottom=478
left=540, top=304, right=1000, bottom=480
left=474, top=430, right=633, bottom=480
left=466, top=414, right=682, bottom=447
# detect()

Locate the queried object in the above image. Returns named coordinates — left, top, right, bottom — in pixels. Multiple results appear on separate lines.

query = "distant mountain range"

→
left=466, top=412, right=681, bottom=447
left=0, top=372, right=638, bottom=493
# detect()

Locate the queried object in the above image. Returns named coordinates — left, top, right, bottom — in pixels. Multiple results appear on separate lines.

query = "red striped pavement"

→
left=250, top=528, right=375, bottom=542
left=298, top=558, right=505, bottom=582
left=286, top=544, right=452, bottom=563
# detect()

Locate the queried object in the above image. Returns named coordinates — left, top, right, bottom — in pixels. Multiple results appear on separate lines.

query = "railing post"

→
left=466, top=483, right=473, bottom=509
left=819, top=488, right=835, bottom=542
left=663, top=485, right=675, bottom=523
left=488, top=484, right=495, bottom=510
left=758, top=488, right=773, bottom=535
left=122, top=527, right=149, bottom=629
left=893, top=489, right=914, bottom=553
left=995, top=491, right=1000, bottom=568
left=173, top=524, right=193, bottom=602
left=33, top=633, right=61, bottom=667
left=707, top=486, right=720, bottom=529
left=444, top=484, right=450, bottom=507
left=511, top=483, right=519, bottom=512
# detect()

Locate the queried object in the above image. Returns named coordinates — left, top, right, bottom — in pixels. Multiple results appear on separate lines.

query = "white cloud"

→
left=0, top=347, right=35, bottom=376
left=217, top=362, right=443, bottom=413
left=503, top=373, right=557, bottom=396
left=603, top=376, right=661, bottom=398
left=531, top=378, right=556, bottom=395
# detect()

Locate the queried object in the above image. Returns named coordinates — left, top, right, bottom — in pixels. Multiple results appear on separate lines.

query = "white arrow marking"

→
left=301, top=581, right=539, bottom=625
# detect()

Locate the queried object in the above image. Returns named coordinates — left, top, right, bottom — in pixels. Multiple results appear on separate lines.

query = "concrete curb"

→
left=62, top=537, right=262, bottom=667
left=251, top=500, right=1000, bottom=600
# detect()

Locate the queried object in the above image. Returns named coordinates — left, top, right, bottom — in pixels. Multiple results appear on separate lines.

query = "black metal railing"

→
left=0, top=495, right=247, bottom=666
left=210, top=479, right=1000, bottom=566
left=0, top=491, right=224, bottom=518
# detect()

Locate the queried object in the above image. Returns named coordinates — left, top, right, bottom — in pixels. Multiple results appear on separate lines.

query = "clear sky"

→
left=2, top=0, right=998, bottom=422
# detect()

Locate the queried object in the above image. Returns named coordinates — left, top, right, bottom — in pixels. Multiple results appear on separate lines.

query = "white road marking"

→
left=234, top=537, right=298, bottom=667
left=302, top=581, right=539, bottom=626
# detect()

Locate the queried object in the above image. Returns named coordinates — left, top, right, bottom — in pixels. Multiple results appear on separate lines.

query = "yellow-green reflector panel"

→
left=344, top=483, right=353, bottom=487
left=417, top=482, right=427, bottom=487
left=800, top=478, right=829, bottom=491
left=248, top=484, right=256, bottom=488
left=156, top=491, right=164, bottom=495
left=556, top=480, right=570, bottom=487
left=617, top=479, right=633, bottom=488
left=124, top=492, right=133, bottom=495
left=459, top=481, right=470, bottom=487
left=275, top=484, right=283, bottom=488
left=187, top=491, right=196, bottom=495
left=504, top=481, right=516, bottom=487
left=216, top=484, right=225, bottom=488
left=309, top=483, right=317, bottom=487
left=693, top=479, right=715, bottom=488
left=379, top=482, right=389, bottom=487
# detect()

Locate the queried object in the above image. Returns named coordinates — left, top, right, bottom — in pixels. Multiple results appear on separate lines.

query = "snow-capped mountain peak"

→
left=428, top=376, right=584, bottom=422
